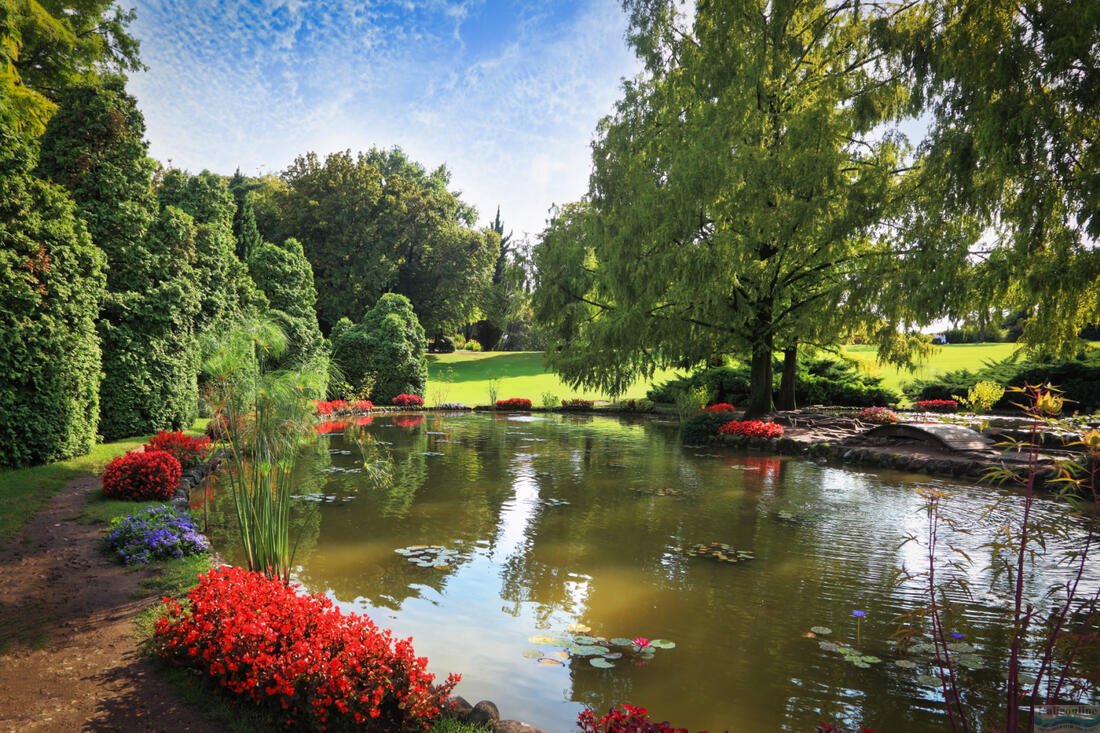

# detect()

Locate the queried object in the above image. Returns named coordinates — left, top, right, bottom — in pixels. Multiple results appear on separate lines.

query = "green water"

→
left=202, top=412, right=1098, bottom=732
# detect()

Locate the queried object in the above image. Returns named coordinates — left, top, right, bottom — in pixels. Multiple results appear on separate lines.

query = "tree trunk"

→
left=777, top=346, right=798, bottom=411
left=745, top=339, right=774, bottom=418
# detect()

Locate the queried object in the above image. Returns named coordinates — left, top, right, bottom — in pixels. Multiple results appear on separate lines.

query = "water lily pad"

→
left=522, top=650, right=543, bottom=659
left=895, top=659, right=917, bottom=669
left=859, top=656, right=881, bottom=664
left=916, top=674, right=941, bottom=687
left=528, top=634, right=557, bottom=646
left=573, top=635, right=599, bottom=645
left=590, top=658, right=615, bottom=669
left=610, top=638, right=634, bottom=647
left=566, top=623, right=591, bottom=633
left=603, top=652, right=623, bottom=660
left=569, top=645, right=606, bottom=657
left=650, top=639, right=675, bottom=649
left=537, top=657, right=564, bottom=666
left=551, top=636, right=574, bottom=647
left=852, top=661, right=871, bottom=668
left=819, top=641, right=839, bottom=652
left=947, top=641, right=974, bottom=653
left=956, top=654, right=984, bottom=670
left=810, top=626, right=832, bottom=636
left=552, top=650, right=570, bottom=660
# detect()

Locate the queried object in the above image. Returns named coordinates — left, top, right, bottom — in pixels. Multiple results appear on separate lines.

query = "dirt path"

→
left=0, top=475, right=223, bottom=732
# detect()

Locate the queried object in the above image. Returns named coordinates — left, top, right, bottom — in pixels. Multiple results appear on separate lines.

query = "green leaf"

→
left=649, top=639, right=675, bottom=649
left=589, top=658, right=615, bottom=669
left=810, top=626, right=832, bottom=636
left=610, top=638, right=634, bottom=647
left=894, top=659, right=917, bottom=669
left=522, top=650, right=543, bottom=659
left=528, top=634, right=556, bottom=646
left=572, top=635, right=599, bottom=645
left=569, top=645, right=606, bottom=657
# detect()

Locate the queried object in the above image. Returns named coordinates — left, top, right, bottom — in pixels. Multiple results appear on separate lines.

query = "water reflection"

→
left=199, top=412, right=1098, bottom=732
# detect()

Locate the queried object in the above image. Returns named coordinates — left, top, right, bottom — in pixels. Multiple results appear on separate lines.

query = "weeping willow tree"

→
left=201, top=318, right=329, bottom=581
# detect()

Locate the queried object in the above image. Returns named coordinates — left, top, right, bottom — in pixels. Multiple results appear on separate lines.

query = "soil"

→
left=0, top=475, right=223, bottom=732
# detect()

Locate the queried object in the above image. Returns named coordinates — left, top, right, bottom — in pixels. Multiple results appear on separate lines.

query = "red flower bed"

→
left=154, top=567, right=459, bottom=731
left=102, top=449, right=181, bottom=501
left=392, top=394, right=425, bottom=407
left=314, top=399, right=349, bottom=416
left=354, top=400, right=373, bottom=411
left=561, top=398, right=594, bottom=409
left=496, top=398, right=532, bottom=409
left=577, top=704, right=690, bottom=733
left=704, top=403, right=736, bottom=413
left=144, top=430, right=211, bottom=469
left=717, top=420, right=784, bottom=439
left=914, top=399, right=958, bottom=412
left=856, top=407, right=898, bottom=424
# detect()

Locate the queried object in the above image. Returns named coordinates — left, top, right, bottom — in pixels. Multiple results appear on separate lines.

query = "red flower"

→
left=102, top=449, right=181, bottom=501
left=495, top=398, right=532, bottom=410
left=144, top=430, right=211, bottom=470
left=703, top=403, right=736, bottom=412
left=717, top=420, right=784, bottom=439
left=392, top=394, right=425, bottom=407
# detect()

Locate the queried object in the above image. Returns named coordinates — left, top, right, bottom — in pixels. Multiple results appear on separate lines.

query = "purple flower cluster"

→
left=106, top=505, right=209, bottom=565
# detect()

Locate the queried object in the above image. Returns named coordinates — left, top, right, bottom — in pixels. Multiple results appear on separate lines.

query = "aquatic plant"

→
left=524, top=628, right=674, bottom=669
left=394, top=544, right=460, bottom=569
left=686, top=542, right=754, bottom=564
left=154, top=566, right=459, bottom=731
left=896, top=384, right=1100, bottom=731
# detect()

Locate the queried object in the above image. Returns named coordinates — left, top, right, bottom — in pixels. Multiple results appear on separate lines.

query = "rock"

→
left=448, top=696, right=474, bottom=719
left=468, top=700, right=501, bottom=725
left=495, top=721, right=548, bottom=733
left=169, top=497, right=189, bottom=512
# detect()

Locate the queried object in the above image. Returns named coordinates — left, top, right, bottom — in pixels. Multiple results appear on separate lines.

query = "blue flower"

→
left=951, top=632, right=964, bottom=640
left=852, top=610, right=865, bottom=618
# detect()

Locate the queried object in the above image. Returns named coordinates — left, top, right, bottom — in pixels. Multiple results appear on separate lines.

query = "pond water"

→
left=201, top=412, right=1099, bottom=732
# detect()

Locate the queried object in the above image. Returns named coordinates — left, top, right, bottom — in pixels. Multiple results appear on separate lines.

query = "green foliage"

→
left=228, top=170, right=262, bottom=262
left=156, top=169, right=266, bottom=332
left=331, top=294, right=427, bottom=403
left=650, top=357, right=897, bottom=409
left=674, top=385, right=708, bottom=421
left=259, top=148, right=498, bottom=334
left=0, top=0, right=143, bottom=139
left=0, top=125, right=106, bottom=468
left=956, top=380, right=1005, bottom=414
left=680, top=411, right=733, bottom=444
left=247, top=237, right=325, bottom=386
left=533, top=2, right=926, bottom=415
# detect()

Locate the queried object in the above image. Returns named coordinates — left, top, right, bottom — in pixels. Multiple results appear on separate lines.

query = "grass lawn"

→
left=426, top=351, right=685, bottom=406
left=843, top=342, right=1028, bottom=395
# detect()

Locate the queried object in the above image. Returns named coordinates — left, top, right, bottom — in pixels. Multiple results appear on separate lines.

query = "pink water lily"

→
left=632, top=637, right=651, bottom=648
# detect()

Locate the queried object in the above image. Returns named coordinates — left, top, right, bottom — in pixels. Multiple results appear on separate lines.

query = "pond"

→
left=200, top=411, right=1099, bottom=732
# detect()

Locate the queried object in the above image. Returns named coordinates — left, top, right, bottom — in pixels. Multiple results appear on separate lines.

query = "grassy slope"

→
left=843, top=342, right=1027, bottom=395
left=426, top=351, right=685, bottom=406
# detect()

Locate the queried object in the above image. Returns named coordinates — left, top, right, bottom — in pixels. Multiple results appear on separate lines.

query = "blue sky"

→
left=125, top=0, right=640, bottom=240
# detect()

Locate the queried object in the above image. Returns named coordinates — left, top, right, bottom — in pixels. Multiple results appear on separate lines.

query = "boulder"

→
left=495, top=721, right=548, bottom=733
left=468, top=700, right=501, bottom=725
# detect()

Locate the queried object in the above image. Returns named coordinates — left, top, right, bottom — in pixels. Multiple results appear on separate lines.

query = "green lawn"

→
left=842, top=342, right=1028, bottom=395
left=425, top=351, right=685, bottom=407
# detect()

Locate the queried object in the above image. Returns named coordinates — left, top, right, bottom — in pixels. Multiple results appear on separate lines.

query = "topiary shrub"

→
left=680, top=411, right=733, bottom=444
left=102, top=450, right=182, bottom=501
left=154, top=566, right=459, bottom=731
left=0, top=126, right=106, bottom=468
left=331, top=294, right=427, bottom=404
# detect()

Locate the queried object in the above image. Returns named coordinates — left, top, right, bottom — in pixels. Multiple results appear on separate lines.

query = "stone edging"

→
left=447, top=697, right=548, bottom=733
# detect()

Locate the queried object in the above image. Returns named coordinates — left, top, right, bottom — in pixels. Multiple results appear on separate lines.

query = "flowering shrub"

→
left=704, top=403, right=737, bottom=413
left=856, top=407, right=899, bottom=424
left=914, top=399, right=958, bottom=412
left=561, top=398, right=594, bottom=409
left=392, top=394, right=425, bottom=407
left=314, top=399, right=349, bottom=416
left=496, top=398, right=532, bottom=409
left=106, top=505, right=209, bottom=565
left=102, top=450, right=181, bottom=501
left=717, top=420, right=784, bottom=439
left=577, top=704, right=688, bottom=733
left=144, top=430, right=211, bottom=470
left=154, top=567, right=459, bottom=731
left=354, top=400, right=373, bottom=411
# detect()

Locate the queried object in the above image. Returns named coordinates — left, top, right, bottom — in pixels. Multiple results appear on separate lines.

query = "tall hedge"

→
left=0, top=130, right=106, bottom=467
left=248, top=237, right=325, bottom=377
left=37, top=78, right=200, bottom=439
left=331, top=293, right=427, bottom=402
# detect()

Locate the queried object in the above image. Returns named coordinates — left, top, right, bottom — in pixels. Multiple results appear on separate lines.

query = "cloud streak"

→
left=125, top=0, right=639, bottom=238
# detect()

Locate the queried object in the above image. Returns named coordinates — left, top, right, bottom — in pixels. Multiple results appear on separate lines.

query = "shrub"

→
left=577, top=704, right=687, bottom=733
left=561, top=398, right=594, bottom=410
left=106, top=505, right=209, bottom=564
left=154, top=567, right=459, bottom=731
left=462, top=338, right=482, bottom=351
left=102, top=450, right=182, bottom=501
left=680, top=411, right=734, bottom=443
left=355, top=400, right=374, bottom=411
left=718, top=420, right=784, bottom=439
left=856, top=407, right=899, bottom=424
left=314, top=399, right=349, bottom=415
left=392, top=394, right=425, bottom=407
left=956, top=380, right=1005, bottom=413
left=331, top=294, right=428, bottom=404
left=541, top=391, right=560, bottom=408
left=914, top=399, right=958, bottom=412
left=704, top=403, right=736, bottom=412
left=496, top=398, right=532, bottom=409
left=144, top=430, right=211, bottom=470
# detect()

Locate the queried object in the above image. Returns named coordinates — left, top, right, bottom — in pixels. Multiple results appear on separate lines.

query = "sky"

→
left=125, top=0, right=641, bottom=241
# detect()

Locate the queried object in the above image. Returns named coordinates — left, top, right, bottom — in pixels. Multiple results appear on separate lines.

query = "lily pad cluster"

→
left=539, top=497, right=570, bottom=507
left=775, top=510, right=802, bottom=524
left=394, top=544, right=460, bottom=569
left=686, top=542, right=754, bottom=564
left=523, top=624, right=674, bottom=669
left=900, top=639, right=985, bottom=677
left=804, top=627, right=881, bottom=668
left=629, top=487, right=683, bottom=497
